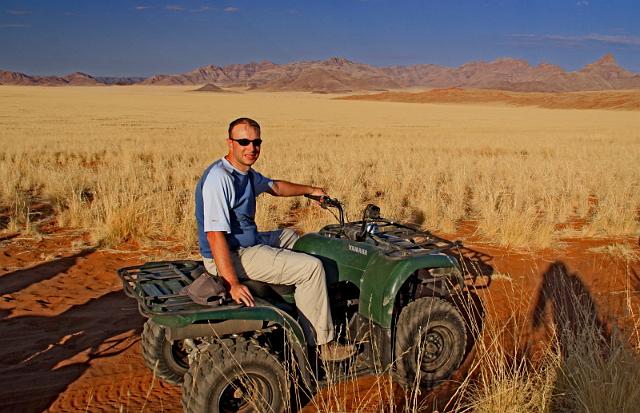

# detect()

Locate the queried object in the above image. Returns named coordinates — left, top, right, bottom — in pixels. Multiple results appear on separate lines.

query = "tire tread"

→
left=395, top=296, right=467, bottom=389
left=181, top=337, right=286, bottom=413
left=140, top=319, right=187, bottom=385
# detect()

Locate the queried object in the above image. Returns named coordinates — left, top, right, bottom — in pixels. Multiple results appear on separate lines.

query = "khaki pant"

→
left=203, top=229, right=334, bottom=346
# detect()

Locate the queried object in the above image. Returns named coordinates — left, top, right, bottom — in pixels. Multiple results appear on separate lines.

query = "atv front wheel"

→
left=181, top=338, right=287, bottom=413
left=141, top=319, right=189, bottom=385
left=395, top=297, right=467, bottom=389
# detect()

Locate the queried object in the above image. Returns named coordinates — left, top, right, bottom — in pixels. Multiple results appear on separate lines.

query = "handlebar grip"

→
left=304, top=194, right=327, bottom=202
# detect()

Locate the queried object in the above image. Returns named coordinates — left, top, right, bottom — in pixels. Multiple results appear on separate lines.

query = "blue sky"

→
left=1, top=0, right=639, bottom=76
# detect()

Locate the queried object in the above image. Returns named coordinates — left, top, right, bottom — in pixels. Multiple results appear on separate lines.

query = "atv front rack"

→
left=373, top=221, right=463, bottom=258
left=321, top=220, right=462, bottom=257
left=320, top=219, right=493, bottom=287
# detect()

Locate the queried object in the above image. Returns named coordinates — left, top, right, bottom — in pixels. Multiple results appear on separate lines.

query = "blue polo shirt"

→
left=195, top=157, right=274, bottom=258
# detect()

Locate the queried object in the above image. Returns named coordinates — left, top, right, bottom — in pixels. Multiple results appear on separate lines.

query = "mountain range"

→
left=2, top=54, right=639, bottom=92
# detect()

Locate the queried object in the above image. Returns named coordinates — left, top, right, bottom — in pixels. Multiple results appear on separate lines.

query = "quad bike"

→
left=118, top=196, right=492, bottom=412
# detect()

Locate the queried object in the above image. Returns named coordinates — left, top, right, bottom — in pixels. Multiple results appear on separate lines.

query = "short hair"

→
left=228, top=117, right=260, bottom=138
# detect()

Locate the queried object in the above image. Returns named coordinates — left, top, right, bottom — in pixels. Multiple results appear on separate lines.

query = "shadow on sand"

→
left=0, top=251, right=144, bottom=412
left=0, top=291, right=144, bottom=412
left=411, top=259, right=625, bottom=412
left=0, top=248, right=96, bottom=298
left=527, top=261, right=640, bottom=411
left=531, top=260, right=610, bottom=353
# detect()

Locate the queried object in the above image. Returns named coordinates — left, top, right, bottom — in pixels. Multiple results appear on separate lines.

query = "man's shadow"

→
left=531, top=261, right=610, bottom=354
left=0, top=248, right=95, bottom=299
left=528, top=261, right=639, bottom=410
left=0, top=290, right=144, bottom=412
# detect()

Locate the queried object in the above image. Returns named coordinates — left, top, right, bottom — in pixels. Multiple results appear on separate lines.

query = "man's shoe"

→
left=319, top=342, right=356, bottom=362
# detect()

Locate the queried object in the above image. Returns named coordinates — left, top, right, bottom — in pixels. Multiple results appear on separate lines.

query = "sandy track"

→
left=1, top=228, right=638, bottom=412
left=0, top=231, right=182, bottom=412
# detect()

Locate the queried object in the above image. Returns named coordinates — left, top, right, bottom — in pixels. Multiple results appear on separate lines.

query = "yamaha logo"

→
left=348, top=244, right=368, bottom=256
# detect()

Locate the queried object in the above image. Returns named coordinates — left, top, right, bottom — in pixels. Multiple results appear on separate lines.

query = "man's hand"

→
left=229, top=282, right=255, bottom=307
left=307, top=187, right=329, bottom=206
left=308, top=186, right=327, bottom=198
left=207, top=231, right=255, bottom=307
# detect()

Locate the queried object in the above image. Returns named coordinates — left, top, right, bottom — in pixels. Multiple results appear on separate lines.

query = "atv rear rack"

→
left=118, top=260, right=223, bottom=316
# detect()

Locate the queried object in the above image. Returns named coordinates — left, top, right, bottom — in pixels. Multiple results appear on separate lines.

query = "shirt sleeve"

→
left=202, top=170, right=233, bottom=233
left=251, top=170, right=274, bottom=196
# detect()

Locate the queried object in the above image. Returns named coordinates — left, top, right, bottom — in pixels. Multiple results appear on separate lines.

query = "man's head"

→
left=226, top=117, right=262, bottom=171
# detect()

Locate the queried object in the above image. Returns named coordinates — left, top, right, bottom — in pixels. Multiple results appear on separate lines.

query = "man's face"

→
left=227, top=123, right=261, bottom=170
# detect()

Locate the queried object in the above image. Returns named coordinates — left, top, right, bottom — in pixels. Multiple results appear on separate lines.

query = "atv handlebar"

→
left=304, top=194, right=341, bottom=209
left=304, top=194, right=345, bottom=229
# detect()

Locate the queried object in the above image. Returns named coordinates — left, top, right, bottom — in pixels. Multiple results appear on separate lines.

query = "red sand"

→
left=1, top=228, right=638, bottom=412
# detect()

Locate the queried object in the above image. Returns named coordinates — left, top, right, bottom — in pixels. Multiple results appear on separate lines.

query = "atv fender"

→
left=149, top=299, right=314, bottom=388
left=294, top=233, right=461, bottom=329
left=360, top=253, right=461, bottom=328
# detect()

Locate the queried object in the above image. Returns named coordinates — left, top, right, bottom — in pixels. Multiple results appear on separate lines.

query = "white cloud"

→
left=135, top=6, right=153, bottom=11
left=6, top=10, right=30, bottom=16
left=166, top=5, right=185, bottom=12
left=511, top=33, right=640, bottom=46
left=576, top=1, right=589, bottom=6
left=224, top=7, right=239, bottom=13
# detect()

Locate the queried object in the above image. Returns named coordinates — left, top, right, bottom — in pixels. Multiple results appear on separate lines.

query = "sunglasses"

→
left=230, top=137, right=262, bottom=147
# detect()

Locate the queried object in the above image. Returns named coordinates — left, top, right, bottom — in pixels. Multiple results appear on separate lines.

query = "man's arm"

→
left=269, top=180, right=326, bottom=197
left=207, top=231, right=255, bottom=307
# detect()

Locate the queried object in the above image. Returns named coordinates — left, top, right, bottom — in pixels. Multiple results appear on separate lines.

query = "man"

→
left=195, top=117, right=354, bottom=361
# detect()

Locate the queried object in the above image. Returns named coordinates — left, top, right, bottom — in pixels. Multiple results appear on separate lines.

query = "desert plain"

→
left=0, top=85, right=639, bottom=412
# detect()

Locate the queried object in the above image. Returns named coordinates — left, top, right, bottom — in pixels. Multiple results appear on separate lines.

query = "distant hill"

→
left=2, top=54, right=640, bottom=92
left=140, top=54, right=640, bottom=92
left=191, top=83, right=238, bottom=93
left=0, top=71, right=142, bottom=86
left=341, top=88, right=640, bottom=111
left=95, top=76, right=146, bottom=85
left=0, top=71, right=103, bottom=86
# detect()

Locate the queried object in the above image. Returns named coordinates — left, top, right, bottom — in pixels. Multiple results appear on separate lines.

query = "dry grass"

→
left=1, top=86, right=639, bottom=250
left=2, top=86, right=639, bottom=411
left=453, top=260, right=640, bottom=413
left=589, top=243, right=640, bottom=261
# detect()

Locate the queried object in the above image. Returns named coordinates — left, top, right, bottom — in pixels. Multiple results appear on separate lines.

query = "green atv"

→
left=118, top=196, right=491, bottom=412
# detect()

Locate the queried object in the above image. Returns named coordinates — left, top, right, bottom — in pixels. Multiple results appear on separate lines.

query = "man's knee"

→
left=300, top=255, right=324, bottom=280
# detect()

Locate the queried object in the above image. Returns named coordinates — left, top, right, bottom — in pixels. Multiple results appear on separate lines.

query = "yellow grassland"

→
left=0, top=86, right=639, bottom=249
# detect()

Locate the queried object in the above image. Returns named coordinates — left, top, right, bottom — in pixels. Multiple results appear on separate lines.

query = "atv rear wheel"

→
left=181, top=337, right=287, bottom=413
left=395, top=297, right=467, bottom=389
left=141, top=319, right=189, bottom=385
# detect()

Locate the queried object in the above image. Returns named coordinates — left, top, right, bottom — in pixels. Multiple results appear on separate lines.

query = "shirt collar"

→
left=221, top=156, right=249, bottom=175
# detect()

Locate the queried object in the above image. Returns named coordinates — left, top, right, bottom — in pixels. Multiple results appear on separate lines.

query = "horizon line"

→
left=0, top=52, right=630, bottom=79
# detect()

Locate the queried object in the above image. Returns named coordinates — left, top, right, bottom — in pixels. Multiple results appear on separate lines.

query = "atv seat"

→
left=242, top=280, right=296, bottom=313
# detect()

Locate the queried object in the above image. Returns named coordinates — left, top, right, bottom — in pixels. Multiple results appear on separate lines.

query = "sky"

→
left=1, top=0, right=639, bottom=77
